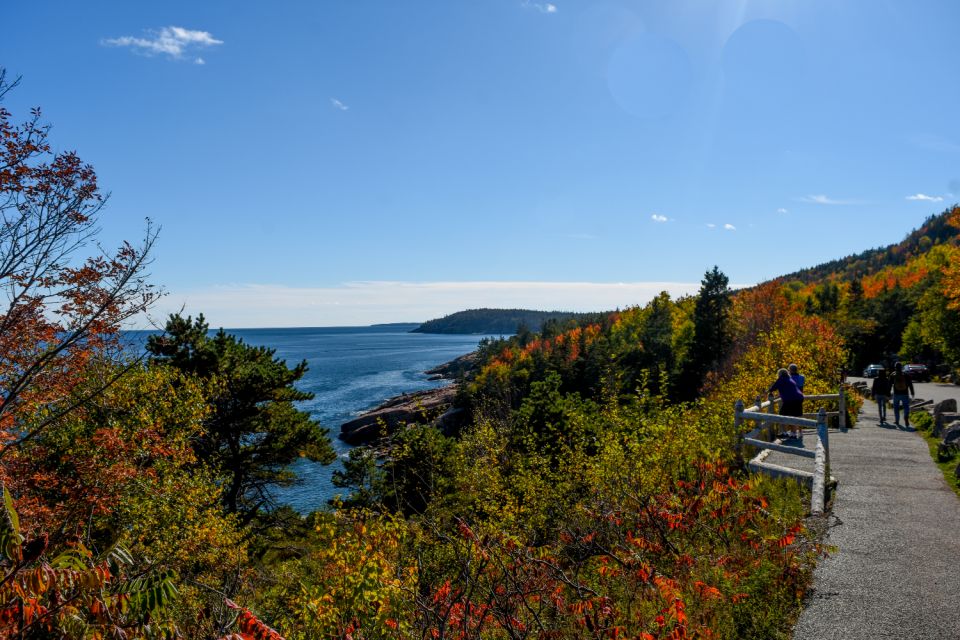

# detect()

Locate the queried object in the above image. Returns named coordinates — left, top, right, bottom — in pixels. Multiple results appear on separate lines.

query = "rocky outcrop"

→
left=339, top=385, right=457, bottom=446
left=937, top=420, right=960, bottom=461
left=933, top=399, right=959, bottom=437
left=424, top=352, right=478, bottom=381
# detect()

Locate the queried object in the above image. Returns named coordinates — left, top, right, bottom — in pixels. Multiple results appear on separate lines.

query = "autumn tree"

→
left=0, top=69, right=205, bottom=639
left=146, top=313, right=336, bottom=523
left=0, top=68, right=158, bottom=458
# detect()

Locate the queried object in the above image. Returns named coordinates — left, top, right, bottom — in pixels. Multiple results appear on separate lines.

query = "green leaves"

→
left=125, top=570, right=180, bottom=617
left=0, top=485, right=23, bottom=561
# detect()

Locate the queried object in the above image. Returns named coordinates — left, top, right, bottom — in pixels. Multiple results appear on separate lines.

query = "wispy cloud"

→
left=798, top=194, right=860, bottom=206
left=723, top=223, right=736, bottom=231
left=906, top=193, right=943, bottom=202
left=651, top=214, right=668, bottom=223
left=521, top=1, right=558, bottom=13
left=706, top=223, right=716, bottom=229
left=102, top=26, right=222, bottom=63
left=330, top=98, right=349, bottom=111
left=148, top=280, right=752, bottom=328
left=777, top=208, right=789, bottom=214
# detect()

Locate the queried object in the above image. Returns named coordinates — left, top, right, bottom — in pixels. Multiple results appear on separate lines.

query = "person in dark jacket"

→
left=890, top=362, right=915, bottom=427
left=788, top=363, right=805, bottom=391
left=788, top=363, right=806, bottom=421
left=769, top=368, right=805, bottom=440
left=871, top=369, right=891, bottom=423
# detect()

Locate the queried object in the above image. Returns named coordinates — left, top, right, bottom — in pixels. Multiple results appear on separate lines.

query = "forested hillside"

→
left=762, top=207, right=960, bottom=371
left=412, top=308, right=600, bottom=334
left=779, top=209, right=959, bottom=284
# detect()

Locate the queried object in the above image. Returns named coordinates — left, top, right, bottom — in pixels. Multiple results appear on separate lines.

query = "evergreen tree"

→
left=147, top=314, right=336, bottom=522
left=679, top=267, right=732, bottom=399
left=635, top=292, right=676, bottom=396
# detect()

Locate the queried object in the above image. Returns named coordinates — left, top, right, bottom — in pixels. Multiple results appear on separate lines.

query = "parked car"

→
left=863, top=364, right=885, bottom=378
left=903, top=363, right=930, bottom=382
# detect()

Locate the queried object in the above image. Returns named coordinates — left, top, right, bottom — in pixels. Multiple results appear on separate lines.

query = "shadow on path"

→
left=874, top=421, right=917, bottom=432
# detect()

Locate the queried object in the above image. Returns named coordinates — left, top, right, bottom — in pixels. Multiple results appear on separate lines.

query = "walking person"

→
left=871, top=368, right=891, bottom=424
left=769, top=368, right=805, bottom=440
left=890, top=362, right=915, bottom=427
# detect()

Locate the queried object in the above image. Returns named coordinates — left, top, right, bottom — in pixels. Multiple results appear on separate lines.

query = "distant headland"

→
left=411, top=308, right=600, bottom=335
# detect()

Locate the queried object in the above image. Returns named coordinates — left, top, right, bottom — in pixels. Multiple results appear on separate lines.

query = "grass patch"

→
left=911, top=411, right=960, bottom=498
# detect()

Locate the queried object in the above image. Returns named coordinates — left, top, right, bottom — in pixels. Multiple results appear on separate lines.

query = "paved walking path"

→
left=789, top=395, right=960, bottom=639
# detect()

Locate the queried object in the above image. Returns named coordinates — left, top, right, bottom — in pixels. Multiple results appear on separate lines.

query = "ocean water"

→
left=221, top=325, right=494, bottom=513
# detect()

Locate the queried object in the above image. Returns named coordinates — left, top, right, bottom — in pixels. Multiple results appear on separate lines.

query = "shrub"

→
left=912, top=410, right=935, bottom=431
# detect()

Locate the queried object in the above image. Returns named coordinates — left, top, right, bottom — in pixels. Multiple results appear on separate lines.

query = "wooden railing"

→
left=735, top=386, right=847, bottom=515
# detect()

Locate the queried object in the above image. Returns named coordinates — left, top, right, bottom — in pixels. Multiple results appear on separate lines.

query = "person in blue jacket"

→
left=788, top=363, right=805, bottom=391
left=769, top=368, right=805, bottom=440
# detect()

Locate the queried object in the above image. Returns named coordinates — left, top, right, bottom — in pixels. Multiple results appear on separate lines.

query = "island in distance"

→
left=411, top=307, right=599, bottom=335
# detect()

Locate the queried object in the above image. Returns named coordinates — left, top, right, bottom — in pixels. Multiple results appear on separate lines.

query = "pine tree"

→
left=147, top=314, right=336, bottom=522
left=678, top=267, right=732, bottom=399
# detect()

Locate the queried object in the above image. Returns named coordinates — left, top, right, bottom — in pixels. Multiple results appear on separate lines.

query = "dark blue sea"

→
left=208, top=325, right=494, bottom=512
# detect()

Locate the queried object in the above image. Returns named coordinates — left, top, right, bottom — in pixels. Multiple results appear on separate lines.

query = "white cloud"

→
left=102, top=26, right=223, bottom=61
left=330, top=98, right=349, bottom=111
left=799, top=194, right=860, bottom=205
left=651, top=214, right=668, bottom=223
left=143, top=280, right=755, bottom=329
left=706, top=223, right=716, bottom=229
left=777, top=208, right=789, bottom=214
left=521, top=1, right=558, bottom=13
left=906, top=193, right=943, bottom=202
left=724, top=223, right=736, bottom=231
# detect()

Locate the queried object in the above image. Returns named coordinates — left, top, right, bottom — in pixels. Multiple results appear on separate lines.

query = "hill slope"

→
left=774, top=206, right=960, bottom=285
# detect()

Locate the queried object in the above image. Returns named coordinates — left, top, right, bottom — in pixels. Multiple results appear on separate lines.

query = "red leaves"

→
left=222, top=600, right=286, bottom=640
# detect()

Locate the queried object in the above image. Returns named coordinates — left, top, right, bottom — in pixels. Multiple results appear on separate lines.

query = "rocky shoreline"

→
left=337, top=352, right=475, bottom=446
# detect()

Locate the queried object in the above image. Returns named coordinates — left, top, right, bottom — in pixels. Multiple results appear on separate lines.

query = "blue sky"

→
left=3, top=0, right=959, bottom=326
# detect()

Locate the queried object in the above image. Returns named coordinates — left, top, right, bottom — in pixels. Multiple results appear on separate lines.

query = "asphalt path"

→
left=791, top=380, right=960, bottom=639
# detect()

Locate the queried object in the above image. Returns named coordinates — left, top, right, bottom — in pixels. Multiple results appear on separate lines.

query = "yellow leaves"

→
left=947, top=205, right=960, bottom=230
left=939, top=243, right=960, bottom=311
left=717, top=311, right=848, bottom=414
left=271, top=511, right=414, bottom=638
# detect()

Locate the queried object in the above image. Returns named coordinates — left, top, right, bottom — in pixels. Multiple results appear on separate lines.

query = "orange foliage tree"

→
left=942, top=207, right=960, bottom=311
left=0, top=69, right=188, bottom=639
left=0, top=69, right=158, bottom=462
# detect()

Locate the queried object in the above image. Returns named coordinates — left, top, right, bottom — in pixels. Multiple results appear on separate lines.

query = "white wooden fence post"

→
left=755, top=394, right=765, bottom=438
left=818, top=405, right=830, bottom=487
left=734, top=399, right=744, bottom=456
left=838, top=384, right=847, bottom=431
left=767, top=392, right=777, bottom=439
left=811, top=407, right=830, bottom=515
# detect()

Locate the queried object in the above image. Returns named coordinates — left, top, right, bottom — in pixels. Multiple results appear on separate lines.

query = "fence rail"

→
left=735, top=385, right=847, bottom=515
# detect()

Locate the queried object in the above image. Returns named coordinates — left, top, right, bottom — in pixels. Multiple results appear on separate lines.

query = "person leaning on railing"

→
left=768, top=368, right=805, bottom=441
